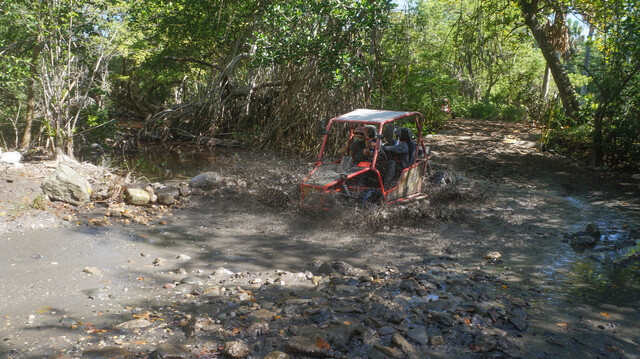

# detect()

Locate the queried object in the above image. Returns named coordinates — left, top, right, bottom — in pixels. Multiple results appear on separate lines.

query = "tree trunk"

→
left=541, top=63, right=550, bottom=100
left=519, top=0, right=580, bottom=118
left=19, top=40, right=42, bottom=150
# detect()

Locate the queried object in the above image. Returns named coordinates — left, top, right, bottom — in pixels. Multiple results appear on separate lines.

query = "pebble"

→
left=180, top=276, right=204, bottom=285
left=177, top=254, right=191, bottom=260
left=224, top=340, right=250, bottom=358
left=148, top=343, right=191, bottom=358
left=211, top=267, right=235, bottom=277
left=406, top=326, right=429, bottom=345
left=264, top=351, right=290, bottom=359
left=430, top=335, right=444, bottom=346
left=116, top=319, right=152, bottom=330
left=82, top=267, right=102, bottom=276
left=484, top=251, right=502, bottom=262
left=153, top=257, right=167, bottom=266
left=373, top=344, right=403, bottom=358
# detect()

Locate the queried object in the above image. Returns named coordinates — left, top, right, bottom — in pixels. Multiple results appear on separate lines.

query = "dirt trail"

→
left=0, top=118, right=639, bottom=358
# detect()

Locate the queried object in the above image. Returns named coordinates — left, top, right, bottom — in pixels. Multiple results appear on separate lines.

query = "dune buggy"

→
left=300, top=109, right=430, bottom=209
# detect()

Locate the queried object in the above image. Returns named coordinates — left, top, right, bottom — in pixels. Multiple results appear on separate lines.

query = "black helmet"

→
left=399, top=127, right=411, bottom=142
left=383, top=125, right=395, bottom=143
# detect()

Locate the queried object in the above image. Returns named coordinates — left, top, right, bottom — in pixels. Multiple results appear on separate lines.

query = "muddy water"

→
left=491, top=195, right=640, bottom=357
left=117, top=144, right=229, bottom=182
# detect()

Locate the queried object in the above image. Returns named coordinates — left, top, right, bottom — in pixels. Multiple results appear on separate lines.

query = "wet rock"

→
left=247, top=322, right=270, bottom=338
left=189, top=172, right=222, bottom=190
left=183, top=314, right=217, bottom=338
left=179, top=183, right=192, bottom=197
left=373, top=344, right=403, bottom=358
left=509, top=306, right=528, bottom=331
left=360, top=327, right=380, bottom=346
left=472, top=331, right=497, bottom=352
left=224, top=340, right=250, bottom=358
left=180, top=276, right=204, bottom=285
left=149, top=343, right=192, bottom=359
left=286, top=335, right=332, bottom=358
left=430, top=311, right=453, bottom=326
left=251, top=309, right=274, bottom=321
left=82, top=347, right=134, bottom=358
left=430, top=335, right=444, bottom=346
left=316, top=261, right=335, bottom=275
left=174, top=284, right=194, bottom=294
left=88, top=217, right=110, bottom=226
left=143, top=185, right=157, bottom=203
left=586, top=222, right=601, bottom=237
left=203, top=286, right=221, bottom=296
left=116, top=318, right=152, bottom=330
left=391, top=332, right=418, bottom=358
left=378, top=326, right=397, bottom=336
left=509, top=296, right=527, bottom=307
left=277, top=271, right=311, bottom=284
left=212, top=267, right=235, bottom=277
left=484, top=251, right=502, bottom=262
left=264, top=352, right=290, bottom=359
left=570, top=234, right=598, bottom=248
left=124, top=187, right=151, bottom=206
left=156, top=186, right=180, bottom=205
left=406, top=326, right=429, bottom=345
left=332, top=261, right=356, bottom=276
left=0, top=151, right=22, bottom=164
left=41, top=164, right=92, bottom=206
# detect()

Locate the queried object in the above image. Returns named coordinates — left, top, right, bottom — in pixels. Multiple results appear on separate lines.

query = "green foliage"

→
left=547, top=124, right=593, bottom=161
left=467, top=102, right=500, bottom=120
left=498, top=105, right=528, bottom=122
left=252, top=0, right=394, bottom=86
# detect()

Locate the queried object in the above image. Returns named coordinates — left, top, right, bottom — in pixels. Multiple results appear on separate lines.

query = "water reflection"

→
left=117, top=144, right=224, bottom=182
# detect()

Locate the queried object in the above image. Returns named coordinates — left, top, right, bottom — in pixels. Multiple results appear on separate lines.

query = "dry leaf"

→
left=600, top=312, right=611, bottom=318
left=316, top=337, right=330, bottom=350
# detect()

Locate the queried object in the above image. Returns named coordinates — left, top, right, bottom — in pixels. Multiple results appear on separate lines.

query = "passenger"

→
left=381, top=126, right=409, bottom=187
left=401, top=127, right=418, bottom=165
left=343, top=126, right=368, bottom=165
left=363, top=126, right=387, bottom=187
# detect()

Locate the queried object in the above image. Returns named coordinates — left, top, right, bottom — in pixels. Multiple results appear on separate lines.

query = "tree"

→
left=518, top=0, right=581, bottom=118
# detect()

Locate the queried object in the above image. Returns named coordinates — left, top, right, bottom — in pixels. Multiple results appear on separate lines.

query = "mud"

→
left=1, top=118, right=639, bottom=357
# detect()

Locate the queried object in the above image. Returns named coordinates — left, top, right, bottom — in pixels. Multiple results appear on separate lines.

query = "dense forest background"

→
left=0, top=0, right=638, bottom=169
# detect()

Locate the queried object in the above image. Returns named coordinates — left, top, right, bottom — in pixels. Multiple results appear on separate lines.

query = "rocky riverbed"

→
left=1, top=118, right=640, bottom=358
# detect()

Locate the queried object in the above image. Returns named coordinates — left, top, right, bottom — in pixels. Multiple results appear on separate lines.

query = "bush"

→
left=546, top=124, right=593, bottom=162
left=467, top=102, right=500, bottom=120
left=498, top=105, right=528, bottom=122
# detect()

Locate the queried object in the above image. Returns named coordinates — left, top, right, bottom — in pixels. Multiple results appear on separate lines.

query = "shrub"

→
left=498, top=105, right=528, bottom=122
left=467, top=102, right=500, bottom=120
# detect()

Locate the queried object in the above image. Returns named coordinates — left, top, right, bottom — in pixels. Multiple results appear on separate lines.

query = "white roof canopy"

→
left=333, top=109, right=416, bottom=124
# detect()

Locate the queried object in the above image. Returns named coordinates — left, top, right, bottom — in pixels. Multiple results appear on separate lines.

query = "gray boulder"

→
left=41, top=164, right=92, bottom=206
left=189, top=172, right=222, bottom=190
left=124, top=187, right=151, bottom=206
left=0, top=151, right=22, bottom=164
left=156, top=186, right=180, bottom=205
